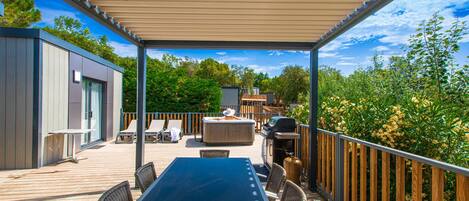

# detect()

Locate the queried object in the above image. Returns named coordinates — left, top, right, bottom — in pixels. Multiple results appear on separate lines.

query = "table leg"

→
left=71, top=135, right=77, bottom=163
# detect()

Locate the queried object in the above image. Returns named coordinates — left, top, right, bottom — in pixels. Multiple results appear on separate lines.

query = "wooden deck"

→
left=0, top=135, right=322, bottom=201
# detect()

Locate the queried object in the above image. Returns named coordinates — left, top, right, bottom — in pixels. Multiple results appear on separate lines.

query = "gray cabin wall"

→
left=0, top=37, right=35, bottom=169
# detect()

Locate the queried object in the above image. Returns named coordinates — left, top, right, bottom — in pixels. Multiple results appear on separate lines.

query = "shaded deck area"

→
left=0, top=135, right=322, bottom=200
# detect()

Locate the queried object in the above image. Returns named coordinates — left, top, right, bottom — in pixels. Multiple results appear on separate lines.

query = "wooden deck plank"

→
left=0, top=135, right=322, bottom=201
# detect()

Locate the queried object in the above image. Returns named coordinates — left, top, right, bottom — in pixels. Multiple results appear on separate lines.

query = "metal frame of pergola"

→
left=65, top=0, right=392, bottom=196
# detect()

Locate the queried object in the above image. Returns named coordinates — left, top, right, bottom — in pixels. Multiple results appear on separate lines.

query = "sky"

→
left=35, top=0, right=468, bottom=77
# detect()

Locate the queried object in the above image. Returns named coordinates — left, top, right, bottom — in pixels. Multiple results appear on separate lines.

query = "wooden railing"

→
left=122, top=112, right=277, bottom=134
left=121, top=112, right=469, bottom=201
left=315, top=128, right=469, bottom=201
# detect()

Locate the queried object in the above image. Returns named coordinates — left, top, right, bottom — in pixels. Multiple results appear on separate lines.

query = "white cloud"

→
left=340, top=56, right=355, bottom=60
left=280, top=62, right=290, bottom=66
left=109, top=41, right=137, bottom=57
left=147, top=50, right=170, bottom=59
left=247, top=64, right=282, bottom=74
left=217, top=56, right=249, bottom=63
left=336, top=62, right=356, bottom=66
left=216, top=51, right=227, bottom=56
left=322, top=0, right=468, bottom=50
left=372, top=46, right=390, bottom=52
left=286, top=50, right=310, bottom=55
left=318, top=52, right=338, bottom=58
left=268, top=50, right=284, bottom=56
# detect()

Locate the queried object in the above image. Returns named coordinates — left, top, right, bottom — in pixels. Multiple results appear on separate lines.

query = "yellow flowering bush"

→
left=372, top=106, right=405, bottom=148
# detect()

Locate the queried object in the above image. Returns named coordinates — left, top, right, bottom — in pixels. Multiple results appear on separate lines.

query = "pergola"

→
left=65, top=0, right=392, bottom=196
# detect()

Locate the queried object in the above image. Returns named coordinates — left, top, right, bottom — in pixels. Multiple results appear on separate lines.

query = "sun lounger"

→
left=116, top=120, right=137, bottom=144
left=145, top=120, right=165, bottom=143
left=162, top=120, right=183, bottom=143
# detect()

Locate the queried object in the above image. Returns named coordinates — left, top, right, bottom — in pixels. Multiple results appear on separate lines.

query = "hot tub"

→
left=202, top=117, right=255, bottom=145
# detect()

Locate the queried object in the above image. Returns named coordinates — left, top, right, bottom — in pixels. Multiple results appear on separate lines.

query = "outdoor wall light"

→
left=73, top=70, right=82, bottom=83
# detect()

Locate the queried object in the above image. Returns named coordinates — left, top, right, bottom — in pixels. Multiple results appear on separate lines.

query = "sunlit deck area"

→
left=0, top=135, right=322, bottom=201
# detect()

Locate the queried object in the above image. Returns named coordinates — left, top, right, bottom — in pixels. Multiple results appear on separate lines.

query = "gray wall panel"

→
left=113, top=72, right=123, bottom=137
left=69, top=53, right=83, bottom=103
left=69, top=52, right=83, bottom=151
left=25, top=40, right=33, bottom=168
left=15, top=38, right=27, bottom=168
left=5, top=38, right=17, bottom=169
left=41, top=42, right=69, bottom=166
left=83, top=58, right=107, bottom=81
left=106, top=69, right=114, bottom=140
left=0, top=37, right=34, bottom=169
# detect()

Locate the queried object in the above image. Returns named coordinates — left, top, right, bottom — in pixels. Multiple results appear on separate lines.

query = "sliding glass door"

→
left=81, top=79, right=103, bottom=146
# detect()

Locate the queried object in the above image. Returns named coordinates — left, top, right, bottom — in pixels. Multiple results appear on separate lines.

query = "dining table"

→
left=139, top=157, right=268, bottom=201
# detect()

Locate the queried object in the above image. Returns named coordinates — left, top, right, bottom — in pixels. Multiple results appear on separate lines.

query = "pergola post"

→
left=136, top=45, right=146, bottom=171
left=309, top=49, right=319, bottom=191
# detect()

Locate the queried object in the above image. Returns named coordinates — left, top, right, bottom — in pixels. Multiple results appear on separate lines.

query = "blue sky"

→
left=35, top=0, right=468, bottom=77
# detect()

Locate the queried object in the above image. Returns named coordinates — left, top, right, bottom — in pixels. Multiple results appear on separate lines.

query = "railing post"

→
left=335, top=132, right=345, bottom=201
left=188, top=112, right=192, bottom=134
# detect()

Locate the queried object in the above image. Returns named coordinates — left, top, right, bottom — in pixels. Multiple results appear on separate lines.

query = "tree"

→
left=239, top=67, right=256, bottom=94
left=0, top=0, right=41, bottom=28
left=195, top=58, right=236, bottom=86
left=254, top=72, right=270, bottom=93
left=278, top=65, right=309, bottom=105
left=406, top=13, right=467, bottom=100
left=42, top=16, right=118, bottom=63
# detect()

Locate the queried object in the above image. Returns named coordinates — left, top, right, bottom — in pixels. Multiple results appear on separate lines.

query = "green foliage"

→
left=118, top=57, right=137, bottom=112
left=289, top=14, right=468, bottom=171
left=273, top=65, right=309, bottom=105
left=238, top=67, right=256, bottom=94
left=0, top=0, right=40, bottom=28
left=254, top=72, right=270, bottom=93
left=195, top=58, right=237, bottom=86
left=42, top=16, right=118, bottom=63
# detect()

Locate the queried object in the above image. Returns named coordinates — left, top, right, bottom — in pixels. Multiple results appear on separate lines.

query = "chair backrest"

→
left=199, top=150, right=230, bottom=158
left=98, top=181, right=133, bottom=201
left=149, top=120, right=165, bottom=131
left=280, top=180, right=307, bottom=201
left=135, top=162, right=157, bottom=193
left=266, top=163, right=287, bottom=194
left=126, top=120, right=137, bottom=130
left=167, top=120, right=182, bottom=130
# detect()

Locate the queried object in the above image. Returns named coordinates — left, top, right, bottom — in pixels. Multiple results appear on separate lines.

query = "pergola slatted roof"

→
left=67, top=0, right=391, bottom=49
left=89, top=0, right=362, bottom=42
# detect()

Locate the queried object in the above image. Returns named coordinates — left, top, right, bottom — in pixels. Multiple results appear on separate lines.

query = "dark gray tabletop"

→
left=139, top=157, right=267, bottom=201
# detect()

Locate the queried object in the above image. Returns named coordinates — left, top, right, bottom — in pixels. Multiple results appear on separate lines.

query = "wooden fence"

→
left=315, top=128, right=469, bottom=201
left=122, top=112, right=277, bottom=134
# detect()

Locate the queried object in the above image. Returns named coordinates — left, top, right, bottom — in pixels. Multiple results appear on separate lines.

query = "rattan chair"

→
left=265, top=163, right=287, bottom=201
left=280, top=180, right=307, bottom=201
left=98, top=181, right=133, bottom=201
left=135, top=162, right=157, bottom=193
left=199, top=149, right=230, bottom=158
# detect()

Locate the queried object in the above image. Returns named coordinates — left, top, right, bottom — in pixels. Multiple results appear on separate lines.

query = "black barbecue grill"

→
left=261, top=116, right=299, bottom=169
